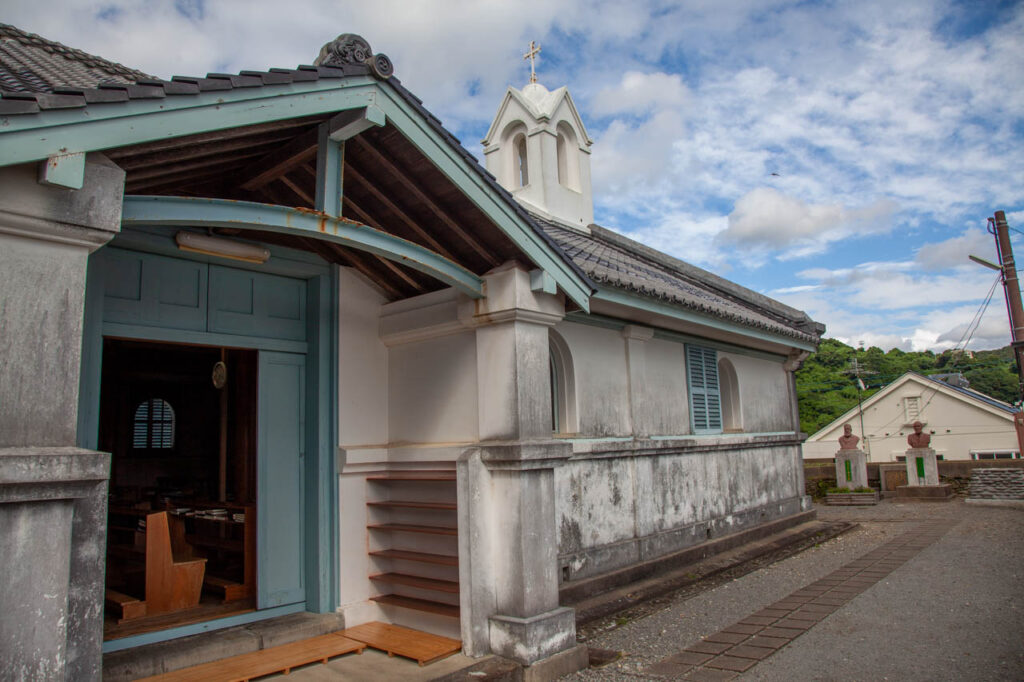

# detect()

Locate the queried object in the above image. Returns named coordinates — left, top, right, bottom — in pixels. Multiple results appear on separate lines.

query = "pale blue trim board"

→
left=590, top=288, right=817, bottom=353
left=121, top=195, right=484, bottom=298
left=563, top=311, right=790, bottom=363
left=100, top=603, right=306, bottom=653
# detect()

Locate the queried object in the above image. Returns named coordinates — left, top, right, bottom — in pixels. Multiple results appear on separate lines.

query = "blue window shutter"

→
left=687, top=345, right=722, bottom=434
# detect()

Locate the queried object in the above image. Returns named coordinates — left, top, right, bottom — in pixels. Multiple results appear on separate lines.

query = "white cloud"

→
left=915, top=227, right=995, bottom=271
left=718, top=188, right=895, bottom=254
left=591, top=71, right=690, bottom=117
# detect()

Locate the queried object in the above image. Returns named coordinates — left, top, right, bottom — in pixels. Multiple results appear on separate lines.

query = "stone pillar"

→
left=457, top=264, right=585, bottom=673
left=0, top=156, right=123, bottom=680
left=905, top=448, right=940, bottom=486
left=835, top=449, right=869, bottom=490
left=784, top=351, right=813, bottom=511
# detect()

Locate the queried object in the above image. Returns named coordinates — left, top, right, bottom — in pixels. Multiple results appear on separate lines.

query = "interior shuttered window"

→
left=687, top=345, right=722, bottom=434
left=133, top=398, right=175, bottom=449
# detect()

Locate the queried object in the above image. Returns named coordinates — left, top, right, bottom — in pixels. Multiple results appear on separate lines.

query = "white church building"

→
left=0, top=26, right=824, bottom=680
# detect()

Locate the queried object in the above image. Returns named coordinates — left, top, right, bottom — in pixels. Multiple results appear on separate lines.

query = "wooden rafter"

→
left=126, top=150, right=267, bottom=185
left=345, top=165, right=456, bottom=261
left=107, top=117, right=322, bottom=160
left=127, top=164, right=243, bottom=193
left=106, top=117, right=317, bottom=159
left=351, top=136, right=499, bottom=267
left=238, top=128, right=319, bottom=191
left=278, top=172, right=314, bottom=207
left=113, top=133, right=296, bottom=171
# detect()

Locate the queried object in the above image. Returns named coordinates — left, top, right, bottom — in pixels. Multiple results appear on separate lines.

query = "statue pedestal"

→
left=896, top=448, right=953, bottom=502
left=835, top=448, right=868, bottom=489
left=904, top=448, right=939, bottom=486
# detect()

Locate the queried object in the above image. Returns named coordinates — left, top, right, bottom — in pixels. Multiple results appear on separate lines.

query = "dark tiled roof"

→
left=0, top=23, right=152, bottom=93
left=535, top=215, right=823, bottom=344
left=924, top=374, right=1016, bottom=414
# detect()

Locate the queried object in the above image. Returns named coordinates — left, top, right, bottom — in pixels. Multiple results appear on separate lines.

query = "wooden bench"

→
left=145, top=511, right=207, bottom=615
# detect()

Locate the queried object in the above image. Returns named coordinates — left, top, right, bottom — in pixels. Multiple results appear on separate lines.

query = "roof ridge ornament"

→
left=314, top=33, right=393, bottom=80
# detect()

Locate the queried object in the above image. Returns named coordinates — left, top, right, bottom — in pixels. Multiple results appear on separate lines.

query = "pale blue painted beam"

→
left=121, top=195, right=484, bottom=298
left=592, top=287, right=818, bottom=353
left=38, top=152, right=85, bottom=189
left=0, top=80, right=379, bottom=166
left=328, top=105, right=386, bottom=142
left=315, top=127, right=343, bottom=217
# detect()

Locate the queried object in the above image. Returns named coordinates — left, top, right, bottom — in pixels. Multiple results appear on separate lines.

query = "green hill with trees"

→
left=795, top=339, right=1020, bottom=435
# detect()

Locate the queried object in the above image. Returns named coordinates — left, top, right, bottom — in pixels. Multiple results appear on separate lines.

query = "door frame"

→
left=79, top=225, right=338, bottom=652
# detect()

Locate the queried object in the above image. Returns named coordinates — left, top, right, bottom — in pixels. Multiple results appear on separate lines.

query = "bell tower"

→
left=481, top=46, right=594, bottom=231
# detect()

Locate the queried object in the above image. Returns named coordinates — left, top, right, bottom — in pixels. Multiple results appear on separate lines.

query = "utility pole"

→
left=843, top=357, right=876, bottom=455
left=990, top=211, right=1024, bottom=400
left=979, top=210, right=1024, bottom=457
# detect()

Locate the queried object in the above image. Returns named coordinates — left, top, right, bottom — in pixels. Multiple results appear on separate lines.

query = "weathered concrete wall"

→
left=555, top=436, right=807, bottom=581
left=0, top=157, right=120, bottom=680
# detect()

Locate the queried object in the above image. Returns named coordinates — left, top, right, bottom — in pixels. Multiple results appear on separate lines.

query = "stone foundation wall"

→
left=555, top=435, right=808, bottom=582
left=968, top=468, right=1024, bottom=500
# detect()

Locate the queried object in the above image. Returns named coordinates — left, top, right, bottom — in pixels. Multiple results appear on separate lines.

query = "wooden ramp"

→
left=341, top=621, right=461, bottom=666
left=137, top=632, right=366, bottom=681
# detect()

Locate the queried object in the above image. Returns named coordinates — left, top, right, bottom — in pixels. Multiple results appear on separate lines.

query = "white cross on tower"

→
left=523, top=41, right=541, bottom=84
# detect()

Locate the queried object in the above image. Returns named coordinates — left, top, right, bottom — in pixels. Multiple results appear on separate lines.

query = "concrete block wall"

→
left=968, top=468, right=1024, bottom=500
left=555, top=436, right=808, bottom=582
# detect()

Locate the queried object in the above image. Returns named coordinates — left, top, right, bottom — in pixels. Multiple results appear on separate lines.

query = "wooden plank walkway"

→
left=341, top=621, right=461, bottom=666
left=136, top=632, right=366, bottom=681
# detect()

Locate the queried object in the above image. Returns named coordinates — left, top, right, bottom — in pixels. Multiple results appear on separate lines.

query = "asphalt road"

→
left=564, top=499, right=1024, bottom=681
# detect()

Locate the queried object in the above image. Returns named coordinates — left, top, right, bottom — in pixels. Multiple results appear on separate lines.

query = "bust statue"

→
left=838, top=423, right=860, bottom=450
left=907, top=421, right=931, bottom=448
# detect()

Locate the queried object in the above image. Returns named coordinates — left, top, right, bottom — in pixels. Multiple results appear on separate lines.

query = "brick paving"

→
left=642, top=520, right=956, bottom=680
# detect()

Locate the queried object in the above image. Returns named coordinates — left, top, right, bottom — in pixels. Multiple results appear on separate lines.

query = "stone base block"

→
left=895, top=484, right=954, bottom=502
left=965, top=498, right=1024, bottom=509
left=522, top=643, right=589, bottom=682
left=489, top=607, right=576, bottom=665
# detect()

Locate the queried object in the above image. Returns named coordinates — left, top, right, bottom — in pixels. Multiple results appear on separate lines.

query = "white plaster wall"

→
left=725, top=353, right=792, bottom=433
left=637, top=339, right=690, bottom=436
left=554, top=321, right=631, bottom=437
left=803, top=378, right=1017, bottom=462
left=337, top=268, right=388, bottom=448
left=388, top=332, right=479, bottom=444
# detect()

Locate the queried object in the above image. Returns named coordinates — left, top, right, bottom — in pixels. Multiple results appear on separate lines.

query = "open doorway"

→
left=99, top=339, right=259, bottom=640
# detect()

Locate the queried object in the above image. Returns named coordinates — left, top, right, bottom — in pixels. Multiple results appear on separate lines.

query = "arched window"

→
left=718, top=357, right=741, bottom=432
left=133, top=398, right=175, bottom=449
left=549, top=330, right=577, bottom=434
left=515, top=133, right=529, bottom=188
left=555, top=122, right=580, bottom=191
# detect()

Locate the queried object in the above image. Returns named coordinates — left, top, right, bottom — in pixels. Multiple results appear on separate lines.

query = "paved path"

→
left=566, top=499, right=1024, bottom=681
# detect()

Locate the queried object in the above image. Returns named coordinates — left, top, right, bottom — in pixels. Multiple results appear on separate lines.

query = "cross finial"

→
left=523, top=40, right=541, bottom=84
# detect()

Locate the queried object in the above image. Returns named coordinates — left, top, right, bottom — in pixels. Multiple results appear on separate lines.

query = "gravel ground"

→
left=563, top=499, right=1024, bottom=681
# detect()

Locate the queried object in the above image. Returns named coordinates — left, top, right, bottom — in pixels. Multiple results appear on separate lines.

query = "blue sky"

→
left=9, top=0, right=1024, bottom=350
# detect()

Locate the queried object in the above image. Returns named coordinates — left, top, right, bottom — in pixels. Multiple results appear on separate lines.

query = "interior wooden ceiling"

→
left=105, top=115, right=528, bottom=301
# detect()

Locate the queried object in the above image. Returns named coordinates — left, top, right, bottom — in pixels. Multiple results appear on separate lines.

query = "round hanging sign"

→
left=212, top=361, right=227, bottom=389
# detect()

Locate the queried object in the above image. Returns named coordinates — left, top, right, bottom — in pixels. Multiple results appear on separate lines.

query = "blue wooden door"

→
left=258, top=351, right=307, bottom=608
